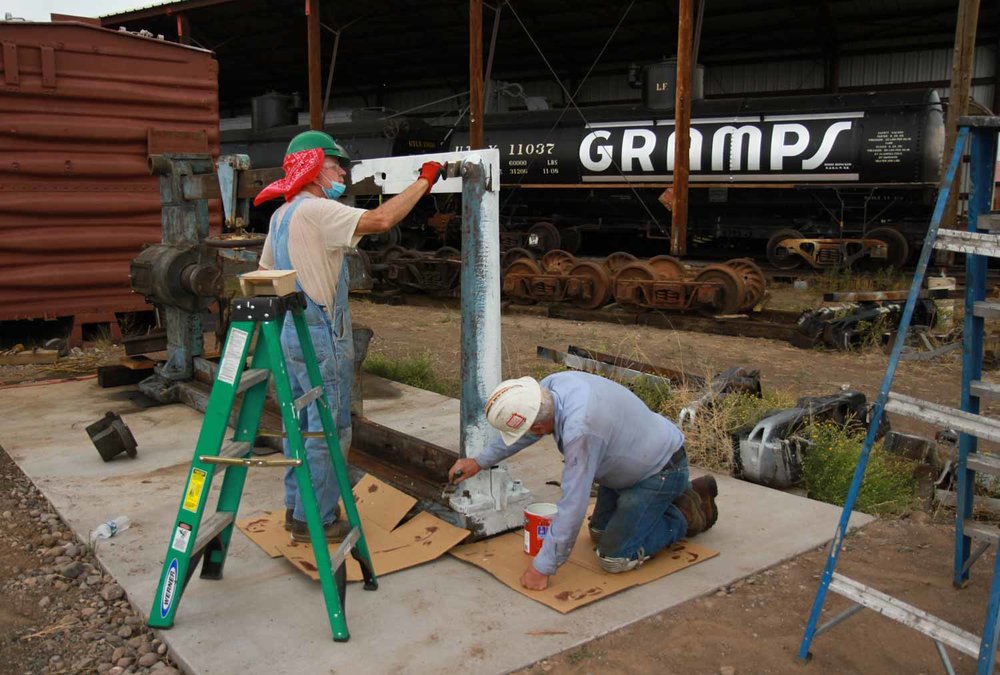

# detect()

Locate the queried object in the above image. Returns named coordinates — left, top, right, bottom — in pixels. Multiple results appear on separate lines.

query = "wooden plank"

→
left=239, top=270, right=298, bottom=297
left=119, top=355, right=156, bottom=371
left=0, top=349, right=59, bottom=365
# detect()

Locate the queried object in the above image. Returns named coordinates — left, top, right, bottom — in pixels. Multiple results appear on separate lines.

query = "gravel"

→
left=0, top=448, right=183, bottom=674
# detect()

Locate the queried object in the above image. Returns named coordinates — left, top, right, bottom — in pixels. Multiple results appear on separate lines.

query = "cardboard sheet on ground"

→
left=449, top=506, right=718, bottom=613
left=236, top=475, right=469, bottom=581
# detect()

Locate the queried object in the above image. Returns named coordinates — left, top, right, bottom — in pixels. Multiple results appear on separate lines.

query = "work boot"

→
left=588, top=525, right=605, bottom=545
left=290, top=518, right=351, bottom=543
left=691, top=475, right=719, bottom=532
left=673, top=489, right=706, bottom=537
left=284, top=508, right=293, bottom=532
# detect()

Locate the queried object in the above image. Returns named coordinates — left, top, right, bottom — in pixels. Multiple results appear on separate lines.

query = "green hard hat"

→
left=286, top=130, right=349, bottom=160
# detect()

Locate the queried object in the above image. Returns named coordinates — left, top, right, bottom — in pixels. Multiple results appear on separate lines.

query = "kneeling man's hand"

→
left=521, top=565, right=549, bottom=590
left=447, top=458, right=481, bottom=483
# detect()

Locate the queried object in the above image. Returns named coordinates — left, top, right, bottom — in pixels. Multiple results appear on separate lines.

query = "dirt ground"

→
left=0, top=294, right=994, bottom=674
left=350, top=297, right=974, bottom=429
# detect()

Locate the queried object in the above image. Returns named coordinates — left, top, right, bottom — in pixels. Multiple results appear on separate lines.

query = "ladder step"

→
left=236, top=368, right=270, bottom=394
left=933, top=229, right=1000, bottom=257
left=329, top=526, right=361, bottom=572
left=968, top=451, right=1000, bottom=476
left=885, top=392, right=1000, bottom=444
left=193, top=512, right=236, bottom=555
left=219, top=440, right=251, bottom=459
left=964, top=519, right=1000, bottom=545
left=973, top=301, right=1000, bottom=319
left=971, top=380, right=1000, bottom=401
left=828, top=573, right=981, bottom=658
left=294, top=386, right=323, bottom=412
left=977, top=212, right=1000, bottom=232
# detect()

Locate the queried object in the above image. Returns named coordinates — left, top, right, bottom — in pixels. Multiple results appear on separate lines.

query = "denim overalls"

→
left=269, top=196, right=355, bottom=524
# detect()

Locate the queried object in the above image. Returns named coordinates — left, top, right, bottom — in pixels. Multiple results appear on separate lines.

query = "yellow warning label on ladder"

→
left=182, top=468, right=207, bottom=512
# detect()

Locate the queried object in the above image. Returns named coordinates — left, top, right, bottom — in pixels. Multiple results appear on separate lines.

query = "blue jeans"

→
left=590, top=448, right=690, bottom=561
left=280, top=296, right=351, bottom=524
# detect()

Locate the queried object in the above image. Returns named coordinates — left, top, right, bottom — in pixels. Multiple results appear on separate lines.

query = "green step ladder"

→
left=147, top=289, right=378, bottom=641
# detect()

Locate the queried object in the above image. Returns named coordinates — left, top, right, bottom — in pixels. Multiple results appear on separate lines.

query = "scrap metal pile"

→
left=502, top=250, right=766, bottom=314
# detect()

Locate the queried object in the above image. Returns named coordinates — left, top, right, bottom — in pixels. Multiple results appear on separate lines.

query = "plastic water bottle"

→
left=90, top=516, right=131, bottom=544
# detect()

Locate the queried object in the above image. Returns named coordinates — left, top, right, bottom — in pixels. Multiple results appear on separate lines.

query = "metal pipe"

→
left=483, top=1, right=503, bottom=112
left=691, top=0, right=705, bottom=70
left=176, top=13, right=191, bottom=45
left=934, top=640, right=957, bottom=675
left=813, top=603, right=864, bottom=637
left=672, top=0, right=694, bottom=256
left=940, top=0, right=981, bottom=232
left=320, top=28, right=341, bottom=124
left=459, top=159, right=500, bottom=458
left=469, top=0, right=484, bottom=149
left=306, top=0, right=323, bottom=130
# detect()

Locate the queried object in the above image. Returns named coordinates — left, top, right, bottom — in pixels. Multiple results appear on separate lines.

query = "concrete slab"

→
left=0, top=377, right=872, bottom=675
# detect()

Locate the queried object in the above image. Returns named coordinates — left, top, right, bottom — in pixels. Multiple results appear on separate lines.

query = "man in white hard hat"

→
left=448, top=372, right=718, bottom=590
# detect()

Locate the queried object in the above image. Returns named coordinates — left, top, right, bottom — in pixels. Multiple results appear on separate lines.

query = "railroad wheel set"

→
left=501, top=250, right=766, bottom=314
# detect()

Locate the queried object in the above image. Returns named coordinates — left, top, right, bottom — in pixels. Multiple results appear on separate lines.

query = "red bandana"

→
left=252, top=148, right=325, bottom=206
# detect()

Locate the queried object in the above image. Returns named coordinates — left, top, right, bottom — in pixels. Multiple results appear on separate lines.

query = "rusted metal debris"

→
left=503, top=250, right=766, bottom=314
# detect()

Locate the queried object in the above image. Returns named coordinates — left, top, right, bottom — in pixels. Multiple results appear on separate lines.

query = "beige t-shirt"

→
left=258, top=193, right=366, bottom=313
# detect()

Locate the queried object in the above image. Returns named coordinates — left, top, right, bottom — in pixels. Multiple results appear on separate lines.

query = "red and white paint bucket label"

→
left=523, top=502, right=557, bottom=556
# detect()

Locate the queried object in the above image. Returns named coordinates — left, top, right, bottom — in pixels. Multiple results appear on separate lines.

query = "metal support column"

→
left=306, top=0, right=323, bottom=130
left=671, top=0, right=693, bottom=256
left=941, top=0, right=981, bottom=231
left=469, top=0, right=484, bottom=150
left=459, top=159, right=500, bottom=458
left=151, top=156, right=212, bottom=383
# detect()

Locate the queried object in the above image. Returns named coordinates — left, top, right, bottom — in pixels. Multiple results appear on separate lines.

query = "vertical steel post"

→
left=307, top=0, right=323, bottom=130
left=459, top=159, right=500, bottom=458
left=941, top=0, right=981, bottom=231
left=671, top=0, right=693, bottom=256
left=469, top=0, right=484, bottom=150
left=321, top=28, right=341, bottom=124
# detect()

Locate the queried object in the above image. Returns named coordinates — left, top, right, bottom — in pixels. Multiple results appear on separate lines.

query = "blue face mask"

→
left=322, top=181, right=346, bottom=200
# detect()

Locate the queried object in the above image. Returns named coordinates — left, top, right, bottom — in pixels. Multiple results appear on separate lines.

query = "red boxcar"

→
left=0, top=21, right=219, bottom=342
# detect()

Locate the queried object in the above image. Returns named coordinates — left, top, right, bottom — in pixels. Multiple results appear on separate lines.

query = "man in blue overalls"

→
left=255, top=130, right=442, bottom=542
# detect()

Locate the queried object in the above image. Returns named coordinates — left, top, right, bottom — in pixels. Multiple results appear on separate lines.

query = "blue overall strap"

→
left=270, top=199, right=307, bottom=290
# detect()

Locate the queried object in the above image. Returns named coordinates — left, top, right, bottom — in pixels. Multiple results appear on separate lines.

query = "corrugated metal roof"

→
left=0, top=21, right=219, bottom=321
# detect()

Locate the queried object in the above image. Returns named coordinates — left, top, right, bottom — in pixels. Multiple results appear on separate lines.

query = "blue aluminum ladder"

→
left=798, top=117, right=1000, bottom=674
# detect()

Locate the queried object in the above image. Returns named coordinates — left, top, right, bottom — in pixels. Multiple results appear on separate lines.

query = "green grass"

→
left=802, top=421, right=917, bottom=516
left=363, top=352, right=457, bottom=396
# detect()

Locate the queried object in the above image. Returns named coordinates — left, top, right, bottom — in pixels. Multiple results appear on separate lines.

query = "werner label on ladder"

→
left=148, top=272, right=377, bottom=642
left=798, top=117, right=1000, bottom=674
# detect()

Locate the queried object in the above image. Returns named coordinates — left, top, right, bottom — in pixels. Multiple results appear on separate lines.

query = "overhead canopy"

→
left=101, top=0, right=1000, bottom=112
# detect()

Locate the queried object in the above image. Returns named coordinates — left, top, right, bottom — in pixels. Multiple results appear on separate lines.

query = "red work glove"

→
left=418, top=161, right=444, bottom=193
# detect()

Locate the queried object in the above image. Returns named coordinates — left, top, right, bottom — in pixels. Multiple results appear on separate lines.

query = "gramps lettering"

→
left=579, top=114, right=860, bottom=182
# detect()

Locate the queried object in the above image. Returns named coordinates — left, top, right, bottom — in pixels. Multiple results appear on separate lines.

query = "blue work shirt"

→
left=474, top=372, right=685, bottom=576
